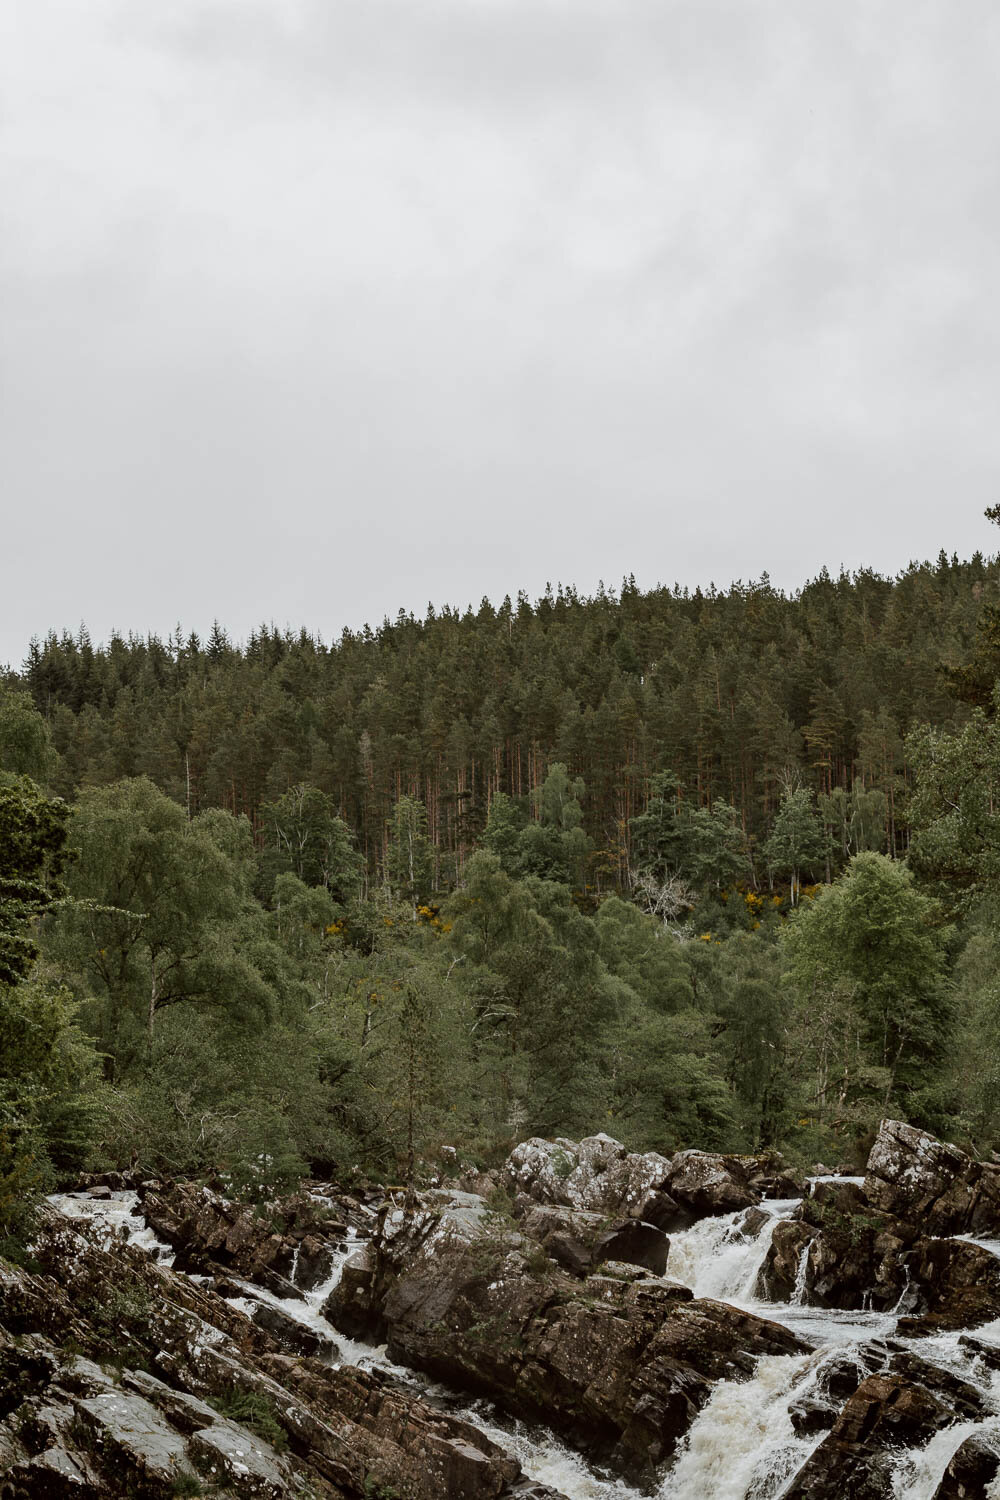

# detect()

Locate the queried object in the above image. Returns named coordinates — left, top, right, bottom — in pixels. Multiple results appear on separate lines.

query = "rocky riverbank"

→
left=3, top=1121, right=1000, bottom=1497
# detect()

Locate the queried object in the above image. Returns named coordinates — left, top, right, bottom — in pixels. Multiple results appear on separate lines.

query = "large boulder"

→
left=864, top=1120, right=1000, bottom=1237
left=784, top=1352, right=988, bottom=1500
left=323, top=1188, right=807, bottom=1485
left=896, top=1237, right=1000, bottom=1336
left=931, top=1434, right=1000, bottom=1498
left=758, top=1181, right=915, bottom=1311
left=138, top=1178, right=362, bottom=1289
left=502, top=1135, right=768, bottom=1230
left=665, top=1150, right=760, bottom=1217
left=518, top=1204, right=668, bottom=1277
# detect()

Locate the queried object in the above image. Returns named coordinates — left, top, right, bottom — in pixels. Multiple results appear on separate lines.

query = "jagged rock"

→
left=138, top=1179, right=363, bottom=1289
left=896, top=1238, right=1000, bottom=1335
left=323, top=1191, right=807, bottom=1484
left=735, top=1206, right=772, bottom=1239
left=932, top=1434, right=1000, bottom=1498
left=758, top=1182, right=914, bottom=1310
left=502, top=1133, right=672, bottom=1219
left=289, top=1234, right=337, bottom=1292
left=665, top=1150, right=759, bottom=1216
left=251, top=1300, right=337, bottom=1358
left=758, top=1220, right=814, bottom=1302
left=788, top=1342, right=894, bottom=1436
left=785, top=1353, right=988, bottom=1499
left=518, top=1204, right=668, bottom=1277
left=958, top=1334, right=1000, bottom=1371
left=0, top=1211, right=571, bottom=1500
left=746, top=1152, right=806, bottom=1199
left=501, top=1134, right=772, bottom=1231
left=864, top=1119, right=1000, bottom=1237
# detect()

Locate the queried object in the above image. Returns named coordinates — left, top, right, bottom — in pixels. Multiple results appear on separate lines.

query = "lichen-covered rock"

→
left=864, top=1119, right=1000, bottom=1236
left=501, top=1134, right=772, bottom=1230
left=665, top=1150, right=759, bottom=1216
left=0, top=1210, right=571, bottom=1500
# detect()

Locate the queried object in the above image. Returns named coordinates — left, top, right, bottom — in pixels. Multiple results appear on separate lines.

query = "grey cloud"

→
left=1, top=1, right=998, bottom=667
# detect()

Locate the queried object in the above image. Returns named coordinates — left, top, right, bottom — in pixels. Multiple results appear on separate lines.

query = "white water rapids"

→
left=47, top=1187, right=1000, bottom=1499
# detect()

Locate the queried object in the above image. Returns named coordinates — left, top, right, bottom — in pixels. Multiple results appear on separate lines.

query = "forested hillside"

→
left=9, top=553, right=994, bottom=886
left=3, top=547, right=1000, bottom=1251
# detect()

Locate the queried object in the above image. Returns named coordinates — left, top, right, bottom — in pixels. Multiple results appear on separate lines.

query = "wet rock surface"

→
left=931, top=1433, right=1000, bottom=1498
left=323, top=1187, right=808, bottom=1484
left=139, top=1178, right=368, bottom=1286
left=784, top=1352, right=989, bottom=1499
left=9, top=1123, right=1000, bottom=1500
left=759, top=1144, right=1000, bottom=1335
left=0, top=1208, right=568, bottom=1500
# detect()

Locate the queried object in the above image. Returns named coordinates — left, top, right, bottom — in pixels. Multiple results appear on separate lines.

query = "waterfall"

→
left=656, top=1354, right=820, bottom=1500
left=665, top=1202, right=795, bottom=1303
left=46, top=1187, right=1000, bottom=1500
left=790, top=1239, right=811, bottom=1307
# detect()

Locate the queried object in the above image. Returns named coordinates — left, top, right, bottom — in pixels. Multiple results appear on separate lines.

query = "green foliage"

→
left=78, top=1280, right=153, bottom=1350
left=0, top=777, right=97, bottom=1252
left=629, top=774, right=747, bottom=900
left=171, top=1476, right=206, bottom=1498
left=0, top=776, right=69, bottom=986
left=7, top=551, right=1000, bottom=1187
left=610, top=1007, right=739, bottom=1152
left=763, top=788, right=827, bottom=904
left=783, top=853, right=952, bottom=1117
left=0, top=687, right=54, bottom=782
left=257, top=783, right=363, bottom=902
left=206, top=1387, right=287, bottom=1452
left=907, top=708, right=1000, bottom=899
left=50, top=778, right=281, bottom=1076
left=386, top=796, right=434, bottom=912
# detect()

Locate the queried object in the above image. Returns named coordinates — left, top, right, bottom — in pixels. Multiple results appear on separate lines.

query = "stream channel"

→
left=48, top=1183, right=1000, bottom=1500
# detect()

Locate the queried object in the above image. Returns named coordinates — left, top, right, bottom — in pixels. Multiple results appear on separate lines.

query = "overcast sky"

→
left=2, top=1, right=998, bottom=668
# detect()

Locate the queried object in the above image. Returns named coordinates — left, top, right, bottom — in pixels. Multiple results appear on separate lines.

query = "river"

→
left=48, top=1184, right=1000, bottom=1499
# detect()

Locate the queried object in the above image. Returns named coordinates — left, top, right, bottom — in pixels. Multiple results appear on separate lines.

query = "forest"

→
left=3, top=540, right=1000, bottom=1250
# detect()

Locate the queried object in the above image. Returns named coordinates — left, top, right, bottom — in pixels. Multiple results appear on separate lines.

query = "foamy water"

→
left=47, top=1183, right=1000, bottom=1500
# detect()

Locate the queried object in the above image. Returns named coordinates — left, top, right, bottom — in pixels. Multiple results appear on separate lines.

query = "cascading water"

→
left=46, top=1188, right=175, bottom=1264
left=653, top=1196, right=1000, bottom=1497
left=790, top=1240, right=812, bottom=1307
left=46, top=1186, right=1000, bottom=1500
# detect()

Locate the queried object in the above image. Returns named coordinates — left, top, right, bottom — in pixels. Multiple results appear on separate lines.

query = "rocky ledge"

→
left=324, top=1185, right=808, bottom=1485
left=0, top=1208, right=566, bottom=1500
left=6, top=1121, right=1000, bottom=1499
left=759, top=1120, right=1000, bottom=1334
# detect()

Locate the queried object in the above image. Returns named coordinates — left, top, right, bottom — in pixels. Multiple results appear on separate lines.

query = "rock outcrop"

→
left=324, top=1187, right=808, bottom=1484
left=518, top=1203, right=669, bottom=1277
left=931, top=1434, right=1000, bottom=1498
left=139, top=1178, right=369, bottom=1290
left=784, top=1350, right=988, bottom=1498
left=501, top=1133, right=798, bottom=1232
left=759, top=1180, right=915, bottom=1311
left=759, top=1144, right=1000, bottom=1334
left=0, top=1208, right=566, bottom=1500
left=864, top=1119, right=1000, bottom=1237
